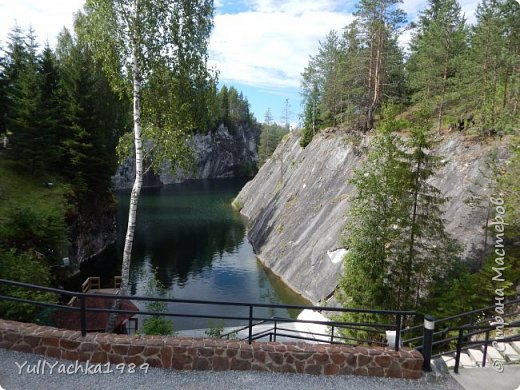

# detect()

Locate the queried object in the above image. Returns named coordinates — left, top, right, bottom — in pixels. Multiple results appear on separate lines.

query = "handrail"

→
left=452, top=322, right=520, bottom=374
left=403, top=298, right=520, bottom=335
left=220, top=320, right=267, bottom=339
left=404, top=307, right=520, bottom=347
left=82, top=277, right=101, bottom=293
left=0, top=278, right=415, bottom=350
left=4, top=276, right=518, bottom=368
left=0, top=278, right=415, bottom=315
left=113, top=276, right=122, bottom=289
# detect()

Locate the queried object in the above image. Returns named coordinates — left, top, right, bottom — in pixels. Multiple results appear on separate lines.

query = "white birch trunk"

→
left=105, top=42, right=143, bottom=333
left=121, top=48, right=144, bottom=295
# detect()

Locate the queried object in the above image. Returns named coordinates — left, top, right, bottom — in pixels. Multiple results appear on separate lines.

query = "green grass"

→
left=0, top=159, right=70, bottom=226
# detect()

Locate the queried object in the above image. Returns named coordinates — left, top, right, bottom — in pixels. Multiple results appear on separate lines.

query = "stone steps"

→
left=439, top=340, right=520, bottom=370
left=467, top=348, right=487, bottom=367
left=495, top=342, right=520, bottom=362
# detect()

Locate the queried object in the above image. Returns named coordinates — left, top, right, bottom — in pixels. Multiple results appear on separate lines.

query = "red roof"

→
left=53, top=293, right=139, bottom=332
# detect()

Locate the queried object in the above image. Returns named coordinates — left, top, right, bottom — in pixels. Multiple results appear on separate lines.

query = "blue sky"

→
left=0, top=0, right=481, bottom=127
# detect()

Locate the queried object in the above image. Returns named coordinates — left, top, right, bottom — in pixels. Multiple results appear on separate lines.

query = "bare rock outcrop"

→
left=235, top=129, right=509, bottom=304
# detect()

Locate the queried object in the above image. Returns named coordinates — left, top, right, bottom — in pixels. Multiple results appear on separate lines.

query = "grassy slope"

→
left=0, top=158, right=69, bottom=228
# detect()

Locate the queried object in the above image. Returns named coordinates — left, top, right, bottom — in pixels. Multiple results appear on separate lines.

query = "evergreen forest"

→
left=300, top=0, right=519, bottom=146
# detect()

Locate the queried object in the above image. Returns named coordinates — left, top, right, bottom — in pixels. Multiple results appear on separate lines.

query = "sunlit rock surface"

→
left=235, top=128, right=510, bottom=304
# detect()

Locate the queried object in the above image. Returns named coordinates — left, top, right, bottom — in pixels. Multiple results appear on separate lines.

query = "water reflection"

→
left=117, top=179, right=247, bottom=289
left=83, top=178, right=308, bottom=330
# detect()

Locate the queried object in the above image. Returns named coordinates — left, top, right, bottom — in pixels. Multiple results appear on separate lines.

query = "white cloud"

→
left=459, top=0, right=479, bottom=25
left=0, top=0, right=84, bottom=48
left=209, top=4, right=353, bottom=89
left=246, top=0, right=347, bottom=14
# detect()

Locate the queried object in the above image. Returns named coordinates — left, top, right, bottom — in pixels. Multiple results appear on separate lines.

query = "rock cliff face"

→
left=235, top=129, right=510, bottom=304
left=66, top=194, right=117, bottom=274
left=112, top=124, right=259, bottom=189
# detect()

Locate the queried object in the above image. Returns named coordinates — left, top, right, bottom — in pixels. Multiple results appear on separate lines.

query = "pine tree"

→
left=463, top=0, right=520, bottom=133
left=407, top=0, right=467, bottom=133
left=354, top=0, right=406, bottom=131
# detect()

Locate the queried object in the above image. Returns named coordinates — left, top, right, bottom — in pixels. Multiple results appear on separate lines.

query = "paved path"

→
left=0, top=349, right=463, bottom=390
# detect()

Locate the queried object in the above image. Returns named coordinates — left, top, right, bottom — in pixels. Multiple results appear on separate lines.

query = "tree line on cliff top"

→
left=300, top=0, right=519, bottom=146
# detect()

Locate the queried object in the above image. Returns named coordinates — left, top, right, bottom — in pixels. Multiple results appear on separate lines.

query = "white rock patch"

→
left=327, top=248, right=347, bottom=264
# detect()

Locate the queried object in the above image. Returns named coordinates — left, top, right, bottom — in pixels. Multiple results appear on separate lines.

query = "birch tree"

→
left=78, top=0, right=214, bottom=331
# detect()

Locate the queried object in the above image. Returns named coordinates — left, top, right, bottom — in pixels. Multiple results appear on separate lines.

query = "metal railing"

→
left=401, top=298, right=520, bottom=373
left=452, top=321, right=520, bottom=373
left=402, top=298, right=520, bottom=350
left=0, top=278, right=416, bottom=351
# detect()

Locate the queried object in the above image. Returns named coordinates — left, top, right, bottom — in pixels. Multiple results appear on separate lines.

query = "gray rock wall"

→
left=66, top=194, right=117, bottom=273
left=235, top=129, right=509, bottom=304
left=112, top=123, right=259, bottom=189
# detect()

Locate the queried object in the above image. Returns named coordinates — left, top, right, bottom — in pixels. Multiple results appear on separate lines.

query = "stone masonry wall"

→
left=0, top=320, right=423, bottom=379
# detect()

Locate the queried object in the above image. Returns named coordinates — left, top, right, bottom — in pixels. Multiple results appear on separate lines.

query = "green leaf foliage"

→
left=139, top=267, right=175, bottom=336
left=0, top=248, right=58, bottom=322
left=257, top=109, right=289, bottom=167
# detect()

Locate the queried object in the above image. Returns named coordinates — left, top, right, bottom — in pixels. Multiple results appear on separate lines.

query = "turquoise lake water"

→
left=83, top=178, right=307, bottom=330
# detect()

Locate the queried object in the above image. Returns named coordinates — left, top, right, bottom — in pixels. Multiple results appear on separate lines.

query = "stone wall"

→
left=0, top=320, right=423, bottom=379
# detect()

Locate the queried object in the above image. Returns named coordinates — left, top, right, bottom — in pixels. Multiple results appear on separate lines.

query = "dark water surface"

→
left=81, top=178, right=307, bottom=330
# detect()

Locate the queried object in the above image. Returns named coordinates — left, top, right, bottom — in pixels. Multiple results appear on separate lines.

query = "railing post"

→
left=248, top=305, right=253, bottom=344
left=273, top=320, right=277, bottom=342
left=79, top=295, right=86, bottom=337
left=330, top=325, right=335, bottom=344
left=422, top=314, right=435, bottom=372
left=482, top=330, right=490, bottom=367
left=394, top=314, right=402, bottom=351
left=454, top=328, right=464, bottom=374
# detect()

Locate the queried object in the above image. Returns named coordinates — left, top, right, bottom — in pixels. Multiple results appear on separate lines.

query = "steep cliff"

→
left=235, top=128, right=510, bottom=304
left=66, top=193, right=117, bottom=273
left=112, top=124, right=259, bottom=189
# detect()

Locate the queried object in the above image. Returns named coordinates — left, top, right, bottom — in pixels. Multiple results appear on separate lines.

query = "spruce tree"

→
left=393, top=107, right=459, bottom=309
left=339, top=105, right=459, bottom=315
left=0, top=47, right=8, bottom=139
left=38, top=44, right=63, bottom=168
left=339, top=105, right=410, bottom=311
left=218, top=85, right=230, bottom=127
left=5, top=27, right=47, bottom=173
